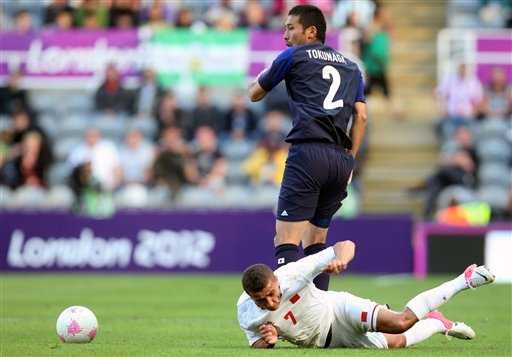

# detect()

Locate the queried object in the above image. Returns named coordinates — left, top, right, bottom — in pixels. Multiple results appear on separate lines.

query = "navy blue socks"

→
left=304, top=243, right=329, bottom=291
left=275, top=243, right=299, bottom=268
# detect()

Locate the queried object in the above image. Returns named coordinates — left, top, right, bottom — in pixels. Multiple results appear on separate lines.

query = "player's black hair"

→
left=242, top=264, right=274, bottom=294
left=288, top=4, right=326, bottom=44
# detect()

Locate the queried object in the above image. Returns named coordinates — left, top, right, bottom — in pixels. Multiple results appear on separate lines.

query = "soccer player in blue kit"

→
left=248, top=4, right=367, bottom=291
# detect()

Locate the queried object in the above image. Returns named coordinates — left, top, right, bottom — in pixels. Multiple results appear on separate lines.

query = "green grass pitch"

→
left=1, top=273, right=510, bottom=356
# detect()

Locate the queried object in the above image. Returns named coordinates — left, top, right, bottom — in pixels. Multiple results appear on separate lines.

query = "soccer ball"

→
left=56, top=306, right=98, bottom=343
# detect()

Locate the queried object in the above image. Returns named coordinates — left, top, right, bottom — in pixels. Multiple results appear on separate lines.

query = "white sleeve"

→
left=237, top=296, right=264, bottom=346
left=277, top=247, right=335, bottom=286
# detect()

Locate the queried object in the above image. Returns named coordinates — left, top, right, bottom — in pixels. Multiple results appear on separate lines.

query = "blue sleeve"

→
left=258, top=47, right=295, bottom=92
left=355, top=70, right=365, bottom=103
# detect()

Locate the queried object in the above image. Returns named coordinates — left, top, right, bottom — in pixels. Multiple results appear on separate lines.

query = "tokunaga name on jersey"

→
left=305, top=49, right=347, bottom=64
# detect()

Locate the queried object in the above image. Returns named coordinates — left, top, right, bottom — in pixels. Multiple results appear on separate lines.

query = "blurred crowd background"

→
left=0, top=0, right=511, bottom=223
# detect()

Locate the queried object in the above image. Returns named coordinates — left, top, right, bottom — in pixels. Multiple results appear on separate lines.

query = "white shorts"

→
left=327, top=292, right=388, bottom=349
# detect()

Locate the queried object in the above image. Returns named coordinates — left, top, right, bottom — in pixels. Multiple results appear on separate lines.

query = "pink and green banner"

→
left=0, top=29, right=341, bottom=89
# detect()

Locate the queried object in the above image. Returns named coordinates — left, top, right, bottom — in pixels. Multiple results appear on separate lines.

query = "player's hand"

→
left=321, top=258, right=349, bottom=275
left=259, top=322, right=278, bottom=345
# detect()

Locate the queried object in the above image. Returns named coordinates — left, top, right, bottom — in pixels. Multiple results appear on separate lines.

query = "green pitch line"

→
left=1, top=274, right=510, bottom=356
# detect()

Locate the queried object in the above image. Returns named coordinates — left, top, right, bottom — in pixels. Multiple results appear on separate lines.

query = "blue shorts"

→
left=276, top=142, right=355, bottom=228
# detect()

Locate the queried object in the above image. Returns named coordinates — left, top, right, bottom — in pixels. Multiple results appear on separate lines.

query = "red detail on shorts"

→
left=361, top=311, right=368, bottom=322
left=290, top=294, right=301, bottom=304
left=370, top=305, right=379, bottom=331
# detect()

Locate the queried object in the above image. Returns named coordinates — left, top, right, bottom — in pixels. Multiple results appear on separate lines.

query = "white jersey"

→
left=237, top=248, right=336, bottom=348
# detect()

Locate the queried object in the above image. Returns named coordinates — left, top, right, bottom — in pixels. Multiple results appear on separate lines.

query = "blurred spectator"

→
left=240, top=0, right=268, bottom=29
left=132, top=68, right=164, bottom=118
left=67, top=127, right=122, bottom=191
left=481, top=66, right=512, bottom=120
left=1, top=130, right=53, bottom=189
left=361, top=4, right=401, bottom=118
left=434, top=63, right=484, bottom=140
left=138, top=1, right=171, bottom=39
left=14, top=10, right=33, bottom=33
left=109, top=0, right=140, bottom=29
left=54, top=8, right=75, bottom=30
left=119, top=128, right=156, bottom=185
left=175, top=7, right=198, bottom=28
left=43, top=0, right=74, bottom=26
left=1, top=4, right=13, bottom=30
left=151, top=125, right=196, bottom=200
left=155, top=90, right=190, bottom=138
left=0, top=69, right=30, bottom=115
left=223, top=90, right=259, bottom=140
left=139, top=0, right=176, bottom=26
left=203, top=0, right=240, bottom=30
left=8, top=106, right=50, bottom=160
left=422, top=126, right=479, bottom=218
left=74, top=0, right=109, bottom=28
left=191, top=125, right=228, bottom=189
left=185, top=86, right=225, bottom=140
left=94, top=63, right=132, bottom=116
left=331, top=0, right=375, bottom=31
left=242, top=110, right=288, bottom=186
left=69, top=161, right=115, bottom=218
left=339, top=10, right=364, bottom=57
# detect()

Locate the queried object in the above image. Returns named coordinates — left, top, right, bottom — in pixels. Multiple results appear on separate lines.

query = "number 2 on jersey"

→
left=322, top=65, right=344, bottom=110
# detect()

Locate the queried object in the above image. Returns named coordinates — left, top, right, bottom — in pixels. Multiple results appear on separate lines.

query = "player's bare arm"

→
left=321, top=240, right=355, bottom=274
left=251, top=323, right=278, bottom=348
left=348, top=101, right=367, bottom=158
left=248, top=69, right=268, bottom=102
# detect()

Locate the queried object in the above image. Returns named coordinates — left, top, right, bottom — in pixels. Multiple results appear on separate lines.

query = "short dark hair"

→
left=288, top=5, right=326, bottom=44
left=242, top=264, right=274, bottom=294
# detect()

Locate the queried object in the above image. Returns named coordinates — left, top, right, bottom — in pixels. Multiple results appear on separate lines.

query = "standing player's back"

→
left=260, top=42, right=364, bottom=147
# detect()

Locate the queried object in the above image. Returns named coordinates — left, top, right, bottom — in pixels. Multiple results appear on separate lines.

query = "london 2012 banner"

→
left=0, top=28, right=341, bottom=89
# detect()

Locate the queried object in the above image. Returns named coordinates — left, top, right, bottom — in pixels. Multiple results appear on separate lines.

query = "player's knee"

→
left=387, top=335, right=407, bottom=349
left=388, top=314, right=415, bottom=333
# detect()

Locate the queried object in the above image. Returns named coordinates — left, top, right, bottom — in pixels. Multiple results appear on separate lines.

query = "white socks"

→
left=404, top=318, right=445, bottom=346
left=405, top=274, right=467, bottom=320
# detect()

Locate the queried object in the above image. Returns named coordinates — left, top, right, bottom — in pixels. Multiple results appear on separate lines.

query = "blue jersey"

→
left=258, top=43, right=365, bottom=149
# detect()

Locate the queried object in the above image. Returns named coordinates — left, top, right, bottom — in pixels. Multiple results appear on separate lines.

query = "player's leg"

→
left=274, top=143, right=322, bottom=268
left=384, top=311, right=475, bottom=348
left=274, top=220, right=308, bottom=267
left=304, top=146, right=353, bottom=290
left=302, top=223, right=329, bottom=290
left=405, top=264, right=494, bottom=320
left=376, top=264, right=495, bottom=333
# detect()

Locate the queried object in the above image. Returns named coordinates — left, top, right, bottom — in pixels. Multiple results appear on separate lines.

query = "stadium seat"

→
left=10, top=185, right=48, bottom=209
left=37, top=113, right=59, bottom=140
left=220, top=139, right=254, bottom=161
left=0, top=185, right=13, bottom=209
left=478, top=163, right=511, bottom=188
left=175, top=186, right=219, bottom=208
left=475, top=119, right=508, bottom=141
left=95, top=115, right=128, bottom=142
left=217, top=185, right=254, bottom=208
left=114, top=184, right=149, bottom=209
left=67, top=93, right=94, bottom=115
left=57, top=114, right=90, bottom=138
left=147, top=186, right=173, bottom=208
left=436, top=185, right=477, bottom=210
left=129, top=118, right=158, bottom=141
left=476, top=185, right=510, bottom=211
left=251, top=185, right=280, bottom=209
left=226, top=161, right=249, bottom=185
left=476, top=139, right=512, bottom=164
left=53, top=137, right=82, bottom=162
left=47, top=162, right=72, bottom=186
left=46, top=185, right=75, bottom=209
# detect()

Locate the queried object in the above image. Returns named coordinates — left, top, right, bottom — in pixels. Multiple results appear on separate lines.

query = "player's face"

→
left=284, top=15, right=310, bottom=47
left=249, top=277, right=281, bottom=311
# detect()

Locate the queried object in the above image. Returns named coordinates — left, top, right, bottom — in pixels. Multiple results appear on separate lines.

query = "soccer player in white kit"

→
left=237, top=240, right=495, bottom=349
